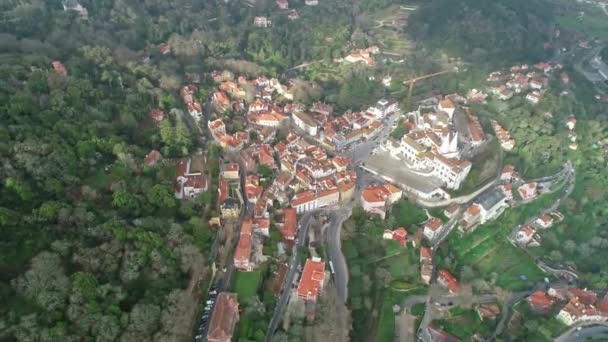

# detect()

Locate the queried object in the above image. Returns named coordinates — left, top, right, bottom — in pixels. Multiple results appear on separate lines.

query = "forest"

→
left=408, top=0, right=555, bottom=65
left=0, top=0, right=405, bottom=340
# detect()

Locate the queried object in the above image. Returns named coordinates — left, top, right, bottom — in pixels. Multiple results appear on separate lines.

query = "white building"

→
left=292, top=111, right=319, bottom=136
left=423, top=217, right=444, bottom=240
left=317, top=188, right=340, bottom=208
left=438, top=98, right=456, bottom=119
left=515, top=225, right=535, bottom=245
left=253, top=17, right=272, bottom=28
left=291, top=190, right=318, bottom=213
left=366, top=99, right=400, bottom=119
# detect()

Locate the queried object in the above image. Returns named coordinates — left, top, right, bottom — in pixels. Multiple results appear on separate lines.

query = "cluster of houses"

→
left=293, top=98, right=398, bottom=151
left=528, top=287, right=608, bottom=326
left=515, top=210, right=564, bottom=247
left=486, top=62, right=564, bottom=105
left=491, top=120, right=515, bottom=151
left=384, top=96, right=478, bottom=190
left=421, top=247, right=461, bottom=294
left=334, top=46, right=380, bottom=66
left=454, top=164, right=542, bottom=234
left=180, top=84, right=204, bottom=122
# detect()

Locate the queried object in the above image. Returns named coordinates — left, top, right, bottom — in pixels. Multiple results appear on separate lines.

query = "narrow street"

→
left=265, top=212, right=315, bottom=341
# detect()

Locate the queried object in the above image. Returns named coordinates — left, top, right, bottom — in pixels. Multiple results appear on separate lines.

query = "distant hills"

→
left=408, top=0, right=554, bottom=64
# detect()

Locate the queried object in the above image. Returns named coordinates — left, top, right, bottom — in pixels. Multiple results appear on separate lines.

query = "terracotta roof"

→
left=477, top=303, right=500, bottom=320
left=438, top=269, right=460, bottom=293
left=425, top=217, right=443, bottom=232
left=439, top=98, right=455, bottom=109
left=234, top=218, right=253, bottom=264
left=207, top=293, right=239, bottom=342
left=282, top=208, right=297, bottom=239
left=421, top=247, right=432, bottom=261
left=393, top=227, right=408, bottom=238
left=361, top=187, right=388, bottom=204
left=291, top=190, right=316, bottom=207
left=426, top=325, right=460, bottom=342
left=148, top=109, right=165, bottom=122
left=467, top=204, right=481, bottom=216
left=144, top=150, right=161, bottom=166
left=570, top=288, right=598, bottom=305
left=528, top=290, right=554, bottom=310
left=297, top=258, right=325, bottom=299
left=254, top=217, right=270, bottom=230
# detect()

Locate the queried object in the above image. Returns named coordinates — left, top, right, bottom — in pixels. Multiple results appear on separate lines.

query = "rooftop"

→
left=297, top=258, right=325, bottom=299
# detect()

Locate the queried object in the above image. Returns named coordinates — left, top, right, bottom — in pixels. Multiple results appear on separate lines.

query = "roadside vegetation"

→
left=342, top=201, right=428, bottom=341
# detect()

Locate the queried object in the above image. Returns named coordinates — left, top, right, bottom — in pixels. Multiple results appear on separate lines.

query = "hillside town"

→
left=177, top=55, right=584, bottom=340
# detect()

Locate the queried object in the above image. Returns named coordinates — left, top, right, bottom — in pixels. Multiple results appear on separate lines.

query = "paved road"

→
left=556, top=322, right=608, bottom=342
left=265, top=212, right=314, bottom=342
left=325, top=208, right=352, bottom=303
left=321, top=111, right=401, bottom=303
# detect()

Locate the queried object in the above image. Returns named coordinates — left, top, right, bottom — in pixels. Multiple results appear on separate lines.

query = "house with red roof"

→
left=500, top=164, right=520, bottom=183
left=438, top=269, right=460, bottom=294
left=207, top=292, right=239, bottom=342
left=467, top=112, right=486, bottom=146
left=234, top=217, right=254, bottom=271
left=245, top=175, right=263, bottom=204
left=317, top=188, right=340, bottom=208
left=438, top=98, right=456, bottom=119
left=297, top=257, right=326, bottom=302
left=280, top=208, right=297, bottom=241
left=291, top=190, right=317, bottom=214
left=382, top=227, right=408, bottom=246
left=556, top=289, right=608, bottom=326
left=253, top=217, right=270, bottom=236
left=476, top=303, right=500, bottom=321
left=528, top=290, right=555, bottom=313
left=175, top=158, right=208, bottom=200
left=423, top=217, right=444, bottom=240
left=360, top=183, right=402, bottom=218
left=535, top=213, right=554, bottom=229
left=148, top=109, right=165, bottom=124
left=212, top=91, right=230, bottom=112
left=518, top=182, right=538, bottom=201
left=144, top=150, right=162, bottom=167
left=515, top=225, right=536, bottom=245
left=459, top=189, right=509, bottom=233
left=258, top=144, right=276, bottom=169
left=221, top=163, right=240, bottom=181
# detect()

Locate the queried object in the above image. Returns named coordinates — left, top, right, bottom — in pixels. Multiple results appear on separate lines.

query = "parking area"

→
left=194, top=286, right=219, bottom=341
left=362, top=150, right=444, bottom=195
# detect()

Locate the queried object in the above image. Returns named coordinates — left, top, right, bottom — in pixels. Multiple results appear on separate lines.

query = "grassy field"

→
left=446, top=191, right=564, bottom=290
left=232, top=270, right=263, bottom=302
left=558, top=13, right=608, bottom=39
left=432, top=307, right=496, bottom=340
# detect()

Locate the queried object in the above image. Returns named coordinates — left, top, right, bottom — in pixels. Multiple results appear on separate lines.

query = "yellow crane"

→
left=403, top=70, right=452, bottom=105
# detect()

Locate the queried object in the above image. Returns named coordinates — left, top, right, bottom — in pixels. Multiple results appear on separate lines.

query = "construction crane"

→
left=403, top=70, right=452, bottom=105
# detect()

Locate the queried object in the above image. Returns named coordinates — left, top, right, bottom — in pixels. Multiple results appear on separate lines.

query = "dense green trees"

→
left=408, top=0, right=554, bottom=65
